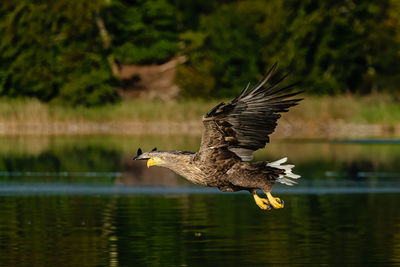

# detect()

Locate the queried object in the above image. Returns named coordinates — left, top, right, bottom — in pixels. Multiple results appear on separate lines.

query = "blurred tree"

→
left=273, top=0, right=400, bottom=94
left=0, top=0, right=119, bottom=106
left=104, top=0, right=180, bottom=64
left=0, top=0, right=399, bottom=104
left=177, top=1, right=265, bottom=98
left=177, top=0, right=400, bottom=97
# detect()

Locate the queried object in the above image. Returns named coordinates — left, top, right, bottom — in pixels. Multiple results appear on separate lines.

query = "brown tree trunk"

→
left=95, top=15, right=120, bottom=77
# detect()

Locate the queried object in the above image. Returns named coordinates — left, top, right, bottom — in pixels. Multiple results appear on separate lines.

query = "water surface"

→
left=0, top=136, right=399, bottom=266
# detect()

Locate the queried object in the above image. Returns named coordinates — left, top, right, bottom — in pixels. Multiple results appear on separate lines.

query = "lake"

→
left=0, top=135, right=399, bottom=266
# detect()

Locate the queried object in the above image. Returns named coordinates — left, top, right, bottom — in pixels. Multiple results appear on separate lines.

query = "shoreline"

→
left=0, top=95, right=399, bottom=139
left=0, top=120, right=398, bottom=139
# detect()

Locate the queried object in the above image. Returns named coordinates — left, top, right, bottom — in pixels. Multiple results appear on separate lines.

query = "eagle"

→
left=133, top=63, right=302, bottom=210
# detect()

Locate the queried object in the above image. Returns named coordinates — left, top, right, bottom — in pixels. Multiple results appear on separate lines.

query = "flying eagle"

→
left=133, top=63, right=302, bottom=210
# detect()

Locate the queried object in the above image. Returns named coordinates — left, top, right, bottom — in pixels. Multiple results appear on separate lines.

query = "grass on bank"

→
left=0, top=94, right=399, bottom=125
left=0, top=98, right=219, bottom=123
left=290, top=94, right=400, bottom=125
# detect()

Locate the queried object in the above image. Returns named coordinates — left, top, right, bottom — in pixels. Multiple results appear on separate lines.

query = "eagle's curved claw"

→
left=253, top=194, right=272, bottom=210
left=267, top=192, right=285, bottom=209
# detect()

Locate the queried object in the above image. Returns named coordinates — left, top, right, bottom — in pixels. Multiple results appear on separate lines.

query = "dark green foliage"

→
left=104, top=0, right=180, bottom=64
left=0, top=0, right=399, bottom=104
left=58, top=67, right=117, bottom=107
left=177, top=0, right=400, bottom=97
left=0, top=1, right=118, bottom=106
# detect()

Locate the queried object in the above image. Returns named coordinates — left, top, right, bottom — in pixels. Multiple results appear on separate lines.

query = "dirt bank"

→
left=0, top=120, right=398, bottom=139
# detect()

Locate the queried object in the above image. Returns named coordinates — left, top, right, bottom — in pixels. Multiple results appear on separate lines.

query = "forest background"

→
left=0, top=0, right=399, bottom=137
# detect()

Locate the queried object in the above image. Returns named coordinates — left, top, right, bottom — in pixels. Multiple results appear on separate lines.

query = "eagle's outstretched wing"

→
left=199, top=63, right=302, bottom=161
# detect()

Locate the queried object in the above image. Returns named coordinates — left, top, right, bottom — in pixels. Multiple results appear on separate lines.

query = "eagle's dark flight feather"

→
left=200, top=63, right=302, bottom=161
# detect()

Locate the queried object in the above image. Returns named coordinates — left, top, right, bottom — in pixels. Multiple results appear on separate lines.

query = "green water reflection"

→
left=0, top=136, right=399, bottom=266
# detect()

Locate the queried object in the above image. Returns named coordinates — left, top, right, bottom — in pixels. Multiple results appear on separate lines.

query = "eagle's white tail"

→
left=267, top=157, right=300, bottom=186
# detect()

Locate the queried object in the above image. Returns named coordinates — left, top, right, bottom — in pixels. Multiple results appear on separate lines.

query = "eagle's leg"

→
left=251, top=190, right=272, bottom=210
left=266, top=192, right=284, bottom=209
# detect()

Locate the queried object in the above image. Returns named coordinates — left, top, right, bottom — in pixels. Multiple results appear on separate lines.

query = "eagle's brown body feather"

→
left=142, top=147, right=284, bottom=193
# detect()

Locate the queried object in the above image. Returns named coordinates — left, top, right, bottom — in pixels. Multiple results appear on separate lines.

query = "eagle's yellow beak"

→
left=147, top=157, right=164, bottom=168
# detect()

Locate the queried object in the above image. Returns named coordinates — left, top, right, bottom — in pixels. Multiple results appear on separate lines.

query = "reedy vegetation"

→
left=0, top=96, right=398, bottom=125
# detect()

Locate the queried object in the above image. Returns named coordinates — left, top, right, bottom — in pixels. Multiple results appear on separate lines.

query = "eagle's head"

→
left=133, top=148, right=166, bottom=168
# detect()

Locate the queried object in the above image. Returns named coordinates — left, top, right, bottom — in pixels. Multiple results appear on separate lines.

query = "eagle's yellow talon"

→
left=266, top=192, right=285, bottom=209
left=253, top=194, right=272, bottom=210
